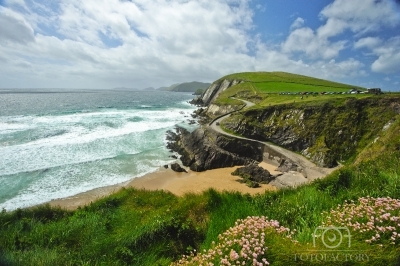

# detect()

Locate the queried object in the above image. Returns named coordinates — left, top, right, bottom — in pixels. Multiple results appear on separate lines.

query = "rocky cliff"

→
left=201, top=79, right=242, bottom=105
left=222, top=97, right=400, bottom=167
left=166, top=127, right=264, bottom=171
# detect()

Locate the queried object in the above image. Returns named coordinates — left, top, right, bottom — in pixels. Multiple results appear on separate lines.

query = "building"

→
left=367, top=88, right=381, bottom=94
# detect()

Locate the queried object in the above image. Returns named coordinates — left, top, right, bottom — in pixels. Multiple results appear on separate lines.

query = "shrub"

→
left=172, top=216, right=296, bottom=265
left=322, top=197, right=400, bottom=246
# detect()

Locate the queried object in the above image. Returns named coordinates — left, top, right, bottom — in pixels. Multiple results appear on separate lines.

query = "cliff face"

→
left=201, top=79, right=242, bottom=106
left=206, top=104, right=242, bottom=117
left=222, top=97, right=400, bottom=167
left=167, top=127, right=263, bottom=172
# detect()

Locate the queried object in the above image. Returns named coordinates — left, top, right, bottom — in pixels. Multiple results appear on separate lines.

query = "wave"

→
left=0, top=145, right=176, bottom=211
left=0, top=101, right=197, bottom=210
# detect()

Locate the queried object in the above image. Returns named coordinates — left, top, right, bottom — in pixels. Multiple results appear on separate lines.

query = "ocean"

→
left=0, top=89, right=197, bottom=211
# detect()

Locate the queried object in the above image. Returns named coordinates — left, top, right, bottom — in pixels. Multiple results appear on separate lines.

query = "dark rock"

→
left=276, top=159, right=300, bottom=173
left=189, top=97, right=204, bottom=106
left=166, top=126, right=263, bottom=172
left=169, top=155, right=178, bottom=159
left=171, top=163, right=187, bottom=173
left=231, top=164, right=275, bottom=184
left=163, top=165, right=168, bottom=169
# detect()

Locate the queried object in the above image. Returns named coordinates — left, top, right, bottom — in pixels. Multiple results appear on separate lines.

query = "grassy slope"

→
left=1, top=72, right=400, bottom=265
left=213, top=71, right=367, bottom=106
left=2, top=130, right=399, bottom=265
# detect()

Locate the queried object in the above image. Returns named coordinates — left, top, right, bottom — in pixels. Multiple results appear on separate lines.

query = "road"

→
left=208, top=98, right=337, bottom=186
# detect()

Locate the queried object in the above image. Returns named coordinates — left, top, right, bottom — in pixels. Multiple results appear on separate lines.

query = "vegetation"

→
left=218, top=72, right=363, bottom=91
left=1, top=116, right=400, bottom=264
left=1, top=72, right=400, bottom=265
left=222, top=95, right=400, bottom=167
left=213, top=71, right=369, bottom=107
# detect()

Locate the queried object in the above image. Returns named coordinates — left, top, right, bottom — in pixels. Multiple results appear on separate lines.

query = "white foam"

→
left=0, top=154, right=175, bottom=211
left=0, top=105, right=196, bottom=210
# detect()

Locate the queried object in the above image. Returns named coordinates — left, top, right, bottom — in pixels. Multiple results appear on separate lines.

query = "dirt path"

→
left=208, top=98, right=338, bottom=187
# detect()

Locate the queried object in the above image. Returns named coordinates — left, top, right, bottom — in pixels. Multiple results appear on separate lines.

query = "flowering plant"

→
left=322, top=196, right=400, bottom=246
left=172, top=216, right=296, bottom=266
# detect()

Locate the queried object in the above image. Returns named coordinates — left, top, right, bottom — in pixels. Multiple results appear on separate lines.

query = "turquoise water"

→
left=0, top=89, right=196, bottom=211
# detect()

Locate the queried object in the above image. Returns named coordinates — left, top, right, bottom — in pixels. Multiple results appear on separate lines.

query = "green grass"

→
left=253, top=81, right=352, bottom=93
left=211, top=71, right=370, bottom=109
left=1, top=72, right=399, bottom=265
left=254, top=93, right=372, bottom=108
left=218, top=72, right=359, bottom=88
left=2, top=148, right=400, bottom=265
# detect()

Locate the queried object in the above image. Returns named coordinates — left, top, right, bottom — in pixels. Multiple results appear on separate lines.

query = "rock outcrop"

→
left=170, top=163, right=187, bottom=173
left=166, top=127, right=264, bottom=172
left=231, top=164, right=275, bottom=186
left=222, top=97, right=400, bottom=167
left=201, top=79, right=242, bottom=106
left=276, top=159, right=301, bottom=173
left=206, top=103, right=243, bottom=117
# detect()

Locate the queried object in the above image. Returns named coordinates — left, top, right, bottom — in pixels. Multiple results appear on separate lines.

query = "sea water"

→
left=0, top=89, right=197, bottom=211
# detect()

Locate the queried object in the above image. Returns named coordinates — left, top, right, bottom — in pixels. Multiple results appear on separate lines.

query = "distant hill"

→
left=113, top=87, right=139, bottom=91
left=158, top=81, right=211, bottom=92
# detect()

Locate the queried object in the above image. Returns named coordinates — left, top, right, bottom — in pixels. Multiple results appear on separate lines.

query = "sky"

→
left=0, top=0, right=399, bottom=90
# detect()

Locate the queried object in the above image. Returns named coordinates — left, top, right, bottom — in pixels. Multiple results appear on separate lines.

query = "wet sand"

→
left=48, top=162, right=279, bottom=210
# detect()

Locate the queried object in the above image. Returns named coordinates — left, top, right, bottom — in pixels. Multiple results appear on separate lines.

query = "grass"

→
left=1, top=149, right=400, bottom=265
left=1, top=71, right=400, bottom=265
left=218, top=72, right=361, bottom=89
left=211, top=72, right=374, bottom=110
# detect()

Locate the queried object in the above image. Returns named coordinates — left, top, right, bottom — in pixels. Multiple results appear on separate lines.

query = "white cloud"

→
left=0, top=7, right=35, bottom=44
left=371, top=37, right=400, bottom=74
left=282, top=0, right=399, bottom=66
left=319, top=0, right=400, bottom=38
left=282, top=27, right=347, bottom=59
left=353, top=36, right=400, bottom=75
left=0, top=0, right=396, bottom=89
left=354, top=37, right=383, bottom=49
left=255, top=42, right=364, bottom=81
left=0, top=0, right=258, bottom=88
left=290, top=17, right=304, bottom=31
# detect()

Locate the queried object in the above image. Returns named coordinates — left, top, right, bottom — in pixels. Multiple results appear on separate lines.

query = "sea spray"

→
left=0, top=90, right=197, bottom=210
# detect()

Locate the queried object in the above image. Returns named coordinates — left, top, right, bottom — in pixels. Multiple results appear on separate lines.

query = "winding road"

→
left=208, top=98, right=337, bottom=187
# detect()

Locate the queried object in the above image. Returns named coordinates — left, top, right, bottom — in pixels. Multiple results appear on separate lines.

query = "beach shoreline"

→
left=47, top=162, right=280, bottom=210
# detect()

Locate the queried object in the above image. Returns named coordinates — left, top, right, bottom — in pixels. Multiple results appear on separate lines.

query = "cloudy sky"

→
left=0, top=0, right=399, bottom=90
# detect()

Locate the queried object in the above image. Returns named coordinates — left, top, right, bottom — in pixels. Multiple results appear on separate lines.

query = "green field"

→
left=213, top=72, right=373, bottom=107
left=218, top=71, right=362, bottom=91
left=1, top=72, right=399, bottom=265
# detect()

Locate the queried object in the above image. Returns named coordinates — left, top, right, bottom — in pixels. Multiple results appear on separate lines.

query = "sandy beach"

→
left=48, top=162, right=279, bottom=210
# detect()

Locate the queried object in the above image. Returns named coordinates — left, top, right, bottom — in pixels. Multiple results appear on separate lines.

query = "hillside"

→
left=159, top=81, right=211, bottom=92
left=195, top=71, right=366, bottom=108
left=1, top=72, right=400, bottom=265
left=218, top=71, right=363, bottom=91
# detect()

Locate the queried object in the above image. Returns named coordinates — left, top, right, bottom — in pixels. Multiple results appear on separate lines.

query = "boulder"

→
left=276, top=159, right=300, bottom=173
left=231, top=164, right=275, bottom=184
left=171, top=163, right=187, bottom=173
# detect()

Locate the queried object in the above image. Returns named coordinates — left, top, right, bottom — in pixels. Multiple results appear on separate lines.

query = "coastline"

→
left=48, top=162, right=279, bottom=210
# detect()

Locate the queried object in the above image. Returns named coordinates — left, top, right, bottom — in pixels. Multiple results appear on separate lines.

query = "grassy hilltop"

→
left=1, top=72, right=400, bottom=265
left=212, top=71, right=368, bottom=106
